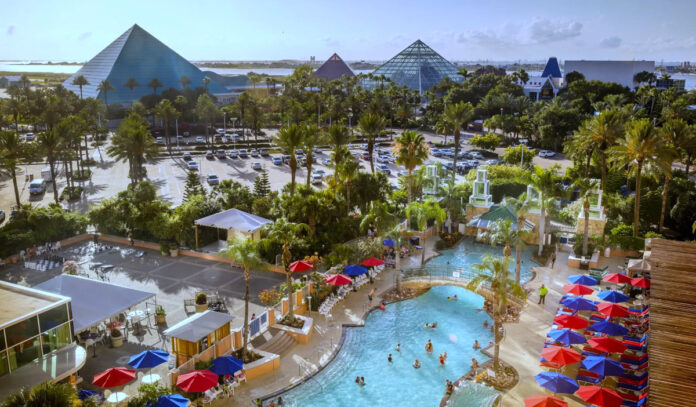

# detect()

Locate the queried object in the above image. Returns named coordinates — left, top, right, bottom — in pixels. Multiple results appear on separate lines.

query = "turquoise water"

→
left=277, top=286, right=494, bottom=406
left=446, top=381, right=500, bottom=407
left=426, top=238, right=536, bottom=284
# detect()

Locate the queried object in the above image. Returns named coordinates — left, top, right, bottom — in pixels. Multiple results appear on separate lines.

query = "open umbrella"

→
left=210, top=355, right=244, bottom=376
left=540, top=346, right=581, bottom=367
left=524, top=395, right=568, bottom=407
left=289, top=260, right=313, bottom=272
left=597, top=303, right=629, bottom=318
left=562, top=284, right=594, bottom=296
left=568, top=274, right=598, bottom=286
left=627, top=258, right=651, bottom=274
left=382, top=238, right=395, bottom=247
left=361, top=257, right=385, bottom=267
left=630, top=277, right=650, bottom=288
left=128, top=350, right=169, bottom=369
left=582, top=356, right=626, bottom=377
left=576, top=386, right=624, bottom=407
left=344, top=264, right=368, bottom=276
left=603, top=273, right=631, bottom=284
left=597, top=290, right=630, bottom=303
left=534, top=372, right=579, bottom=394
left=553, top=314, right=589, bottom=330
left=325, top=274, right=352, bottom=286
left=93, top=367, right=136, bottom=388
left=547, top=329, right=587, bottom=345
left=155, top=394, right=190, bottom=407
left=588, top=337, right=627, bottom=354
left=176, top=370, right=218, bottom=393
left=588, top=320, right=629, bottom=337
left=77, top=390, right=100, bottom=401
left=561, top=296, right=597, bottom=311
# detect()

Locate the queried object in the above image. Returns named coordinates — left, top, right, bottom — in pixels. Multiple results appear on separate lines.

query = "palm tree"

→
left=148, top=78, right=163, bottom=96
left=486, top=219, right=517, bottom=266
left=659, top=119, right=687, bottom=232
left=357, top=113, right=386, bottom=173
left=386, top=225, right=404, bottom=293
left=609, top=119, right=671, bottom=237
left=527, top=166, right=562, bottom=256
left=153, top=99, right=179, bottom=150
left=263, top=218, right=310, bottom=322
left=124, top=77, right=141, bottom=99
left=3, top=382, right=76, bottom=407
left=274, top=124, right=304, bottom=196
left=0, top=131, right=27, bottom=207
left=405, top=199, right=446, bottom=266
left=202, top=76, right=211, bottom=92
left=360, top=201, right=397, bottom=237
left=194, top=94, right=219, bottom=146
left=574, top=178, right=600, bottom=256
left=503, top=194, right=532, bottom=284
left=179, top=75, right=191, bottom=89
left=441, top=102, right=475, bottom=183
left=36, top=130, right=63, bottom=203
left=468, top=255, right=525, bottom=373
left=394, top=130, right=430, bottom=203
left=327, top=124, right=351, bottom=167
left=220, top=238, right=266, bottom=357
left=302, top=124, right=322, bottom=186
left=338, top=157, right=361, bottom=215
left=106, top=113, right=161, bottom=185
left=71, top=75, right=89, bottom=99
left=97, top=79, right=114, bottom=106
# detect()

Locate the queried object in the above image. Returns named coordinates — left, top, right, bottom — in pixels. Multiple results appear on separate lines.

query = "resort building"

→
left=520, top=57, right=564, bottom=101
left=313, top=53, right=355, bottom=81
left=563, top=60, right=655, bottom=89
left=370, top=40, right=463, bottom=94
left=63, top=24, right=230, bottom=104
left=0, top=76, right=25, bottom=88
left=655, top=77, right=686, bottom=91
left=0, top=281, right=86, bottom=399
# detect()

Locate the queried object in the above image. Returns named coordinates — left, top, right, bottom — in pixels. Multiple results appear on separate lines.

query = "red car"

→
left=361, top=152, right=370, bottom=160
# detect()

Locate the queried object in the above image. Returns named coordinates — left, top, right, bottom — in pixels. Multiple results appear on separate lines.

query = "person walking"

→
left=538, top=284, right=548, bottom=305
left=551, top=251, right=557, bottom=269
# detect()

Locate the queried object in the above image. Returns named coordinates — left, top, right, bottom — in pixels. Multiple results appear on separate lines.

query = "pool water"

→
left=278, top=286, right=494, bottom=406
left=426, top=238, right=536, bottom=284
left=446, top=381, right=499, bottom=406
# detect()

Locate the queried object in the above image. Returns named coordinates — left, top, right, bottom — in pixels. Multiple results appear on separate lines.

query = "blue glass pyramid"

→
left=541, top=57, right=562, bottom=79
left=371, top=40, right=462, bottom=93
left=64, top=24, right=226, bottom=103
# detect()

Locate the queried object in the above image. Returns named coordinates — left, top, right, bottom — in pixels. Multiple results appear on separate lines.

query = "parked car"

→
left=239, top=149, right=248, bottom=158
left=377, top=155, right=390, bottom=163
left=250, top=149, right=260, bottom=158
left=29, top=178, right=45, bottom=195
left=295, top=149, right=304, bottom=155
left=322, top=158, right=332, bottom=166
left=207, top=174, right=219, bottom=185
left=314, top=147, right=323, bottom=154
left=539, top=150, right=556, bottom=157
left=361, top=152, right=370, bottom=160
left=205, top=151, right=214, bottom=159
left=272, top=156, right=283, bottom=165
left=311, top=173, right=323, bottom=185
left=251, top=162, right=262, bottom=170
left=155, top=137, right=165, bottom=144
left=216, top=150, right=226, bottom=159
left=378, top=164, right=391, bottom=175
left=313, top=169, right=326, bottom=177
left=486, top=159, right=502, bottom=166
left=176, top=135, right=184, bottom=142
left=216, top=128, right=226, bottom=135
left=469, top=151, right=483, bottom=159
left=398, top=170, right=409, bottom=177
left=260, top=148, right=269, bottom=156
left=228, top=149, right=238, bottom=159
left=233, top=134, right=243, bottom=141
left=282, top=154, right=291, bottom=164
left=299, top=157, right=307, bottom=167
left=183, top=152, right=192, bottom=161
left=431, top=149, right=443, bottom=157
left=223, top=134, right=232, bottom=143
left=23, top=133, right=36, bottom=141
left=187, top=161, right=198, bottom=171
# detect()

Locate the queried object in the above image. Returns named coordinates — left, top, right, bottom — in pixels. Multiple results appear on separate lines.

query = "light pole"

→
left=223, top=111, right=227, bottom=136
left=231, top=117, right=237, bottom=150
left=175, top=118, right=179, bottom=149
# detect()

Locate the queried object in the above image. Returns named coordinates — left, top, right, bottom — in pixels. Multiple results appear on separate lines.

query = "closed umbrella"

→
left=597, top=290, right=630, bottom=303
left=325, top=274, right=352, bottom=286
left=576, top=386, right=624, bottom=407
left=553, top=314, right=589, bottom=330
left=524, top=395, right=568, bottom=407
left=568, top=274, right=598, bottom=286
left=588, top=320, right=629, bottom=337
left=547, top=329, right=587, bottom=345
left=93, top=367, right=136, bottom=388
left=597, top=303, right=629, bottom=318
left=582, top=356, right=626, bottom=377
left=534, top=372, right=579, bottom=394
left=588, top=337, right=627, bottom=354
left=630, top=277, right=650, bottom=288
left=210, top=355, right=244, bottom=376
left=603, top=273, right=631, bottom=284
left=540, top=346, right=581, bottom=366
left=344, top=264, right=368, bottom=276
left=289, top=260, right=313, bottom=272
left=361, top=257, right=385, bottom=267
left=155, top=394, right=190, bottom=407
left=176, top=370, right=218, bottom=393
left=561, top=296, right=597, bottom=311
left=562, top=284, right=594, bottom=296
left=627, top=258, right=651, bottom=274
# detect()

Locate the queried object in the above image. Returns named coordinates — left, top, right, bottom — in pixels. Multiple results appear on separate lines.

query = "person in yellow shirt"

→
left=538, top=284, right=548, bottom=304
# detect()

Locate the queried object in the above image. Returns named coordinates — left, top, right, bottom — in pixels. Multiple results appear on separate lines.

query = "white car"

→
left=376, top=155, right=390, bottom=163
left=469, top=152, right=483, bottom=159
left=207, top=174, right=219, bottom=185
left=539, top=150, right=556, bottom=157
left=311, top=173, right=323, bottom=185
left=187, top=161, right=198, bottom=171
left=195, top=136, right=205, bottom=143
left=216, top=128, right=226, bottom=135
left=155, top=137, right=164, bottom=144
left=251, top=162, right=262, bottom=170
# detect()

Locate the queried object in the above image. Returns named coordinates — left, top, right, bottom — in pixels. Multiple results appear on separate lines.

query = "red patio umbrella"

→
left=540, top=346, right=581, bottom=367
left=597, top=303, right=629, bottom=318
left=576, top=386, right=624, bottom=407
left=562, top=283, right=594, bottom=296
left=176, top=370, right=218, bottom=393
left=524, top=395, right=568, bottom=407
left=93, top=367, right=136, bottom=388
left=588, top=336, right=628, bottom=354
left=288, top=260, right=313, bottom=272
left=325, top=274, right=352, bottom=286
left=630, top=277, right=650, bottom=288
left=603, top=273, right=631, bottom=284
left=361, top=257, right=385, bottom=267
left=553, top=314, right=589, bottom=329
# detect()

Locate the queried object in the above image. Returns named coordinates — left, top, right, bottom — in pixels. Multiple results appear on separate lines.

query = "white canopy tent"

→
left=194, top=208, right=272, bottom=249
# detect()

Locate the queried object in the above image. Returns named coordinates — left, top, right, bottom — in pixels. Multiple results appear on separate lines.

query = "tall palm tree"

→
left=36, top=130, right=63, bottom=203
left=503, top=194, right=532, bottom=284
left=106, top=113, right=161, bottom=185
left=194, top=94, right=219, bottom=146
left=202, top=76, right=211, bottom=92
left=360, top=201, right=397, bottom=237
left=179, top=75, right=191, bottom=89
left=0, top=131, right=27, bottom=207
left=274, top=124, right=304, bottom=196
left=338, top=157, right=361, bottom=215
left=153, top=99, right=179, bottom=150
left=441, top=101, right=475, bottom=183
left=527, top=166, right=562, bottom=256
left=263, top=218, right=310, bottom=322
left=405, top=199, right=446, bottom=266
left=574, top=178, right=600, bottom=256
left=302, top=124, right=321, bottom=186
left=220, top=238, right=266, bottom=357
left=326, top=124, right=351, bottom=167
left=659, top=119, right=687, bottom=232
left=148, top=78, right=163, bottom=96
left=486, top=219, right=518, bottom=267
left=357, top=113, right=386, bottom=173
left=71, top=75, right=89, bottom=99
left=124, top=77, right=141, bottom=99
left=97, top=80, right=114, bottom=106
left=468, top=255, right=525, bottom=373
left=394, top=130, right=430, bottom=203
left=609, top=119, right=671, bottom=237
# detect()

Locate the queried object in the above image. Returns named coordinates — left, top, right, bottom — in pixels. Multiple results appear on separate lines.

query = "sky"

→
left=2, top=0, right=696, bottom=63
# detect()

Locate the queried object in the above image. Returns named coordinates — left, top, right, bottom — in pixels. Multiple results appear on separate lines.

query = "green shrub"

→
left=502, top=145, right=534, bottom=167
left=609, top=224, right=644, bottom=250
left=490, top=180, right=527, bottom=203
left=573, top=234, right=595, bottom=257
left=644, top=231, right=663, bottom=239
left=469, top=133, right=501, bottom=151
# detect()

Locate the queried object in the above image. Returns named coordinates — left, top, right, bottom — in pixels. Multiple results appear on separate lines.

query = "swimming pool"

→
left=277, top=286, right=494, bottom=406
left=426, top=237, right=536, bottom=284
left=445, top=381, right=499, bottom=406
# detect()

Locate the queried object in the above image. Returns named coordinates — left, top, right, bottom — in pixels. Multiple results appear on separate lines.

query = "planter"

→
left=195, top=303, right=208, bottom=313
left=155, top=314, right=166, bottom=324
left=160, top=250, right=169, bottom=256
left=111, top=335, right=124, bottom=348
left=170, top=248, right=179, bottom=257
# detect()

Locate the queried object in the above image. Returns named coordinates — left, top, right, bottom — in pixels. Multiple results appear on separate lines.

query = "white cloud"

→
left=458, top=19, right=582, bottom=49
left=599, top=36, right=622, bottom=48
left=529, top=19, right=583, bottom=44
left=78, top=32, right=92, bottom=41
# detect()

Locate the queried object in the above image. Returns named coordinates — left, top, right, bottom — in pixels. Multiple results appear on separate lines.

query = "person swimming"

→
left=355, top=376, right=360, bottom=384
left=396, top=343, right=401, bottom=352
left=425, top=321, right=438, bottom=329
left=425, top=339, right=433, bottom=353
left=483, top=320, right=489, bottom=328
left=443, top=351, right=447, bottom=361
left=360, top=377, right=365, bottom=386
left=439, top=353, right=445, bottom=365
left=388, top=353, right=392, bottom=362
left=473, top=340, right=481, bottom=350
left=413, top=359, right=421, bottom=368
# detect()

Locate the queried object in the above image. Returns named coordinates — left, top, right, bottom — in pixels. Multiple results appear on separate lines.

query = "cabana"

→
left=163, top=310, right=235, bottom=366
left=467, top=205, right=534, bottom=241
left=194, top=208, right=272, bottom=250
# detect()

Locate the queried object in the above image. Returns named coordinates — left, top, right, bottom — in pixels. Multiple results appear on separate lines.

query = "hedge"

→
left=490, top=180, right=527, bottom=203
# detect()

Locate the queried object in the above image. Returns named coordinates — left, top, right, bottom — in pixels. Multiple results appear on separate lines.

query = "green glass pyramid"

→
left=63, top=24, right=226, bottom=103
left=372, top=40, right=462, bottom=93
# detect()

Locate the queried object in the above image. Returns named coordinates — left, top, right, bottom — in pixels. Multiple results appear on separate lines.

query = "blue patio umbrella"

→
left=382, top=238, right=395, bottom=247
left=128, top=350, right=170, bottom=369
left=561, top=296, right=597, bottom=311
left=344, top=265, right=368, bottom=276
left=582, top=355, right=626, bottom=377
left=155, top=394, right=190, bottom=407
left=210, top=355, right=244, bottom=376
left=534, top=371, right=580, bottom=394
left=568, top=274, right=598, bottom=286
left=597, top=290, right=630, bottom=303
left=547, top=328, right=587, bottom=345
left=587, top=320, right=629, bottom=337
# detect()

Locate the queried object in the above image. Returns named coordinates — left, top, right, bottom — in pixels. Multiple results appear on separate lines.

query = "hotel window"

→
left=39, top=304, right=69, bottom=332
left=7, top=337, right=41, bottom=370
left=41, top=322, right=72, bottom=354
left=5, top=316, right=39, bottom=347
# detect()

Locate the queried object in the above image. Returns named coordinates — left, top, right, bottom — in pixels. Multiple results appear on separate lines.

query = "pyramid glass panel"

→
left=314, top=53, right=354, bottom=81
left=371, top=40, right=462, bottom=93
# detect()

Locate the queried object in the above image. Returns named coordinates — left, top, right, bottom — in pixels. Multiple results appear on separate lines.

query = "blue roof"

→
left=541, top=57, right=562, bottom=79
left=63, top=24, right=226, bottom=103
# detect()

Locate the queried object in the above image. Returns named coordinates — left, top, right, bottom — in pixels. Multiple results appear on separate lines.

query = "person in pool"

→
left=355, top=376, right=361, bottom=384
left=396, top=343, right=401, bottom=352
left=425, top=339, right=433, bottom=353
left=439, top=353, right=445, bottom=365
left=360, top=377, right=366, bottom=386
left=277, top=397, right=284, bottom=406
left=446, top=380, right=454, bottom=395
left=483, top=320, right=489, bottom=328
left=413, top=359, right=421, bottom=368
left=388, top=353, right=392, bottom=362
left=473, top=340, right=481, bottom=349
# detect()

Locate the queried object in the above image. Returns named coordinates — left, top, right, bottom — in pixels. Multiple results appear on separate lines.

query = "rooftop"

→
left=163, top=310, right=235, bottom=343
left=0, top=281, right=69, bottom=329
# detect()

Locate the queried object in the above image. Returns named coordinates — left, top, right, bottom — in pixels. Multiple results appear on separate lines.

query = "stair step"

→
left=259, top=331, right=296, bottom=356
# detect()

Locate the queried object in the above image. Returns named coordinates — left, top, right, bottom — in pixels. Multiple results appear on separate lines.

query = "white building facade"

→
left=563, top=60, right=655, bottom=89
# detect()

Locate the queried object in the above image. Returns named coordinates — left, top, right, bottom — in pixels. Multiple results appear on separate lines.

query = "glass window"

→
left=0, top=352, right=8, bottom=377
left=5, top=316, right=39, bottom=347
left=0, top=329, right=6, bottom=351
left=7, top=337, right=40, bottom=371
left=40, top=322, right=72, bottom=354
left=39, top=305, right=69, bottom=332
